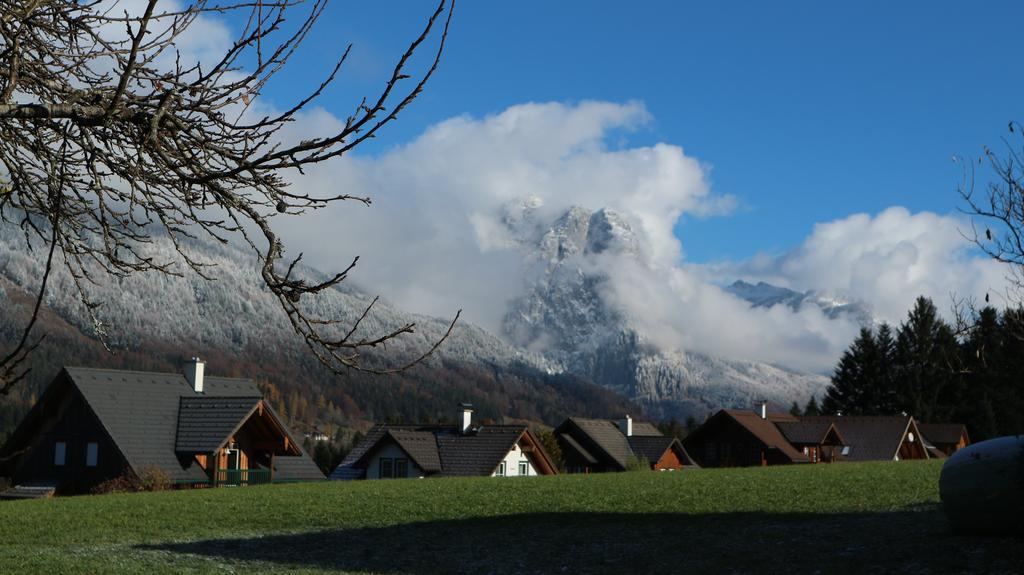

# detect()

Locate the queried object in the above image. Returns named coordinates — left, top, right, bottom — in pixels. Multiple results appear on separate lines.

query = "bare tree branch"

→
left=0, top=0, right=459, bottom=390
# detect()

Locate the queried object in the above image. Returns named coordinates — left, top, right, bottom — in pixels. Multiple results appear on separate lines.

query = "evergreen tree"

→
left=789, top=401, right=802, bottom=417
left=803, top=396, right=821, bottom=416
left=823, top=327, right=877, bottom=415
left=684, top=415, right=699, bottom=434
left=859, top=322, right=899, bottom=414
left=959, top=306, right=1002, bottom=440
left=994, top=307, right=1024, bottom=436
left=892, top=296, right=959, bottom=422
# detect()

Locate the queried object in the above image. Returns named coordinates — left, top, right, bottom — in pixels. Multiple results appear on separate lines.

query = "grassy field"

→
left=0, top=460, right=1019, bottom=574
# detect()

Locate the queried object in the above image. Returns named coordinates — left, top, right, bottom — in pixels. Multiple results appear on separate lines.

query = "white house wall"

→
left=491, top=440, right=537, bottom=477
left=365, top=442, right=426, bottom=479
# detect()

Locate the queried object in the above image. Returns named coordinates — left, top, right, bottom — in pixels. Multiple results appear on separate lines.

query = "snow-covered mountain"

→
left=1, top=208, right=833, bottom=421
left=724, top=280, right=875, bottom=326
left=502, top=205, right=828, bottom=418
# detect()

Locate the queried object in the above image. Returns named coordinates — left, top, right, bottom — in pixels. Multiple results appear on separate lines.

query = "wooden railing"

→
left=214, top=468, right=272, bottom=487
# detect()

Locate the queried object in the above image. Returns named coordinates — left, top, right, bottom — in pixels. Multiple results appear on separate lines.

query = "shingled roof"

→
left=775, top=420, right=845, bottom=446
left=387, top=429, right=443, bottom=473
left=175, top=397, right=262, bottom=453
left=17, top=367, right=321, bottom=481
left=719, top=410, right=808, bottom=463
left=437, top=426, right=527, bottom=476
left=918, top=423, right=969, bottom=446
left=799, top=415, right=922, bottom=461
left=560, top=418, right=635, bottom=470
left=554, top=417, right=695, bottom=471
left=626, top=436, right=695, bottom=466
left=331, top=423, right=554, bottom=479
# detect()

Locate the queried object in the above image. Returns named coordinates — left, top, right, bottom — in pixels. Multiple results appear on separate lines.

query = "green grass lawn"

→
left=0, top=460, right=1019, bottom=574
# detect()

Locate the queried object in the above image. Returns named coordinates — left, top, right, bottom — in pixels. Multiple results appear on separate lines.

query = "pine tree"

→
left=823, top=327, right=877, bottom=415
left=859, top=322, right=899, bottom=414
left=804, top=396, right=821, bottom=416
left=994, top=307, right=1024, bottom=435
left=789, top=401, right=802, bottom=417
left=892, top=296, right=959, bottom=422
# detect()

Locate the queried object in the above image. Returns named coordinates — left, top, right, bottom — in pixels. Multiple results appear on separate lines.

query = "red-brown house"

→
left=682, top=408, right=811, bottom=467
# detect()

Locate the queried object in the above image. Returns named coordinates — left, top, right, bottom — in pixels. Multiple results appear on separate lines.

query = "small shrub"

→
left=90, top=466, right=171, bottom=495
left=91, top=474, right=141, bottom=495
left=138, top=466, right=171, bottom=491
left=624, top=456, right=650, bottom=472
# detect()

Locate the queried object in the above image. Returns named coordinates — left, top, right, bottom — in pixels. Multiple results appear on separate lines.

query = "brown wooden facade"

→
left=682, top=411, right=806, bottom=468
left=0, top=375, right=127, bottom=494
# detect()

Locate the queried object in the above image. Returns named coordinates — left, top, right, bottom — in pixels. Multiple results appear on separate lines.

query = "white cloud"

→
left=270, top=101, right=1008, bottom=375
left=714, top=207, right=1009, bottom=324
left=274, top=101, right=719, bottom=331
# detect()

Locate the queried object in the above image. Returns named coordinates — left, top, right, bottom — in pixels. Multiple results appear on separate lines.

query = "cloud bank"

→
left=271, top=101, right=1007, bottom=374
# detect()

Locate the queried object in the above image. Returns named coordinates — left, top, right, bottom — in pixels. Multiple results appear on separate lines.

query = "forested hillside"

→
left=0, top=225, right=639, bottom=439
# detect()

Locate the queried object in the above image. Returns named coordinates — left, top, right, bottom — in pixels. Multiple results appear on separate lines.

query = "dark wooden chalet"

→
left=0, top=361, right=323, bottom=496
left=555, top=415, right=697, bottom=473
left=775, top=419, right=845, bottom=463
left=682, top=408, right=809, bottom=467
left=918, top=423, right=970, bottom=457
left=799, top=415, right=930, bottom=461
left=329, top=404, right=557, bottom=479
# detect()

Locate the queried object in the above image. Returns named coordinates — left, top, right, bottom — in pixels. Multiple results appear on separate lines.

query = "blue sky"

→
left=258, top=1, right=1024, bottom=263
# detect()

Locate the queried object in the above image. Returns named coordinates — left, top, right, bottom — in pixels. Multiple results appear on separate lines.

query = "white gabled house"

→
left=329, top=404, right=557, bottom=480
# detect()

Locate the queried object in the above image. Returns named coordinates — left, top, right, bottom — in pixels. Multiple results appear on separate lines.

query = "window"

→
left=518, top=461, right=529, bottom=476
left=86, top=442, right=98, bottom=467
left=394, top=458, right=408, bottom=478
left=54, top=442, right=66, bottom=466
left=496, top=462, right=506, bottom=476
left=379, top=458, right=394, bottom=478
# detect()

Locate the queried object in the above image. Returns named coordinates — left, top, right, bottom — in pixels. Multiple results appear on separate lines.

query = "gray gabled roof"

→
left=627, top=435, right=695, bottom=466
left=330, top=423, right=548, bottom=478
left=60, top=367, right=321, bottom=481
left=175, top=397, right=261, bottom=453
left=436, top=426, right=525, bottom=476
left=274, top=447, right=327, bottom=481
left=565, top=418, right=634, bottom=469
left=775, top=420, right=844, bottom=446
left=387, top=429, right=442, bottom=473
left=557, top=417, right=663, bottom=470
left=800, top=415, right=921, bottom=461
left=918, top=423, right=969, bottom=446
left=66, top=367, right=261, bottom=481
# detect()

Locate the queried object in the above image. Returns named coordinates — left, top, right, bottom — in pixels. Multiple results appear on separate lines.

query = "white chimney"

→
left=619, top=414, right=633, bottom=437
left=758, top=401, right=768, bottom=420
left=460, top=403, right=473, bottom=433
left=185, top=357, right=205, bottom=393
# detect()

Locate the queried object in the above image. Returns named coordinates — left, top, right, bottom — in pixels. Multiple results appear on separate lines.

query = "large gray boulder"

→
left=939, top=435, right=1024, bottom=535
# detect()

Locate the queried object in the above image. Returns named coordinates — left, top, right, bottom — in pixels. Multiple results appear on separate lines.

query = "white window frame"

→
left=518, top=460, right=529, bottom=476
left=54, top=441, right=66, bottom=466
left=496, top=461, right=506, bottom=476
left=86, top=442, right=98, bottom=467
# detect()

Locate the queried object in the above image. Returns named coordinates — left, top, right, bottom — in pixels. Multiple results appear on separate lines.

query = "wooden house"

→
left=918, top=423, right=970, bottom=457
left=800, top=415, right=930, bottom=461
left=555, top=415, right=697, bottom=473
left=0, top=361, right=323, bottom=496
left=775, top=419, right=845, bottom=463
left=329, top=404, right=557, bottom=479
left=682, top=407, right=810, bottom=467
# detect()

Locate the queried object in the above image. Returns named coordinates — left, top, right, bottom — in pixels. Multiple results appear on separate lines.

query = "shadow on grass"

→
left=141, top=507, right=1022, bottom=574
